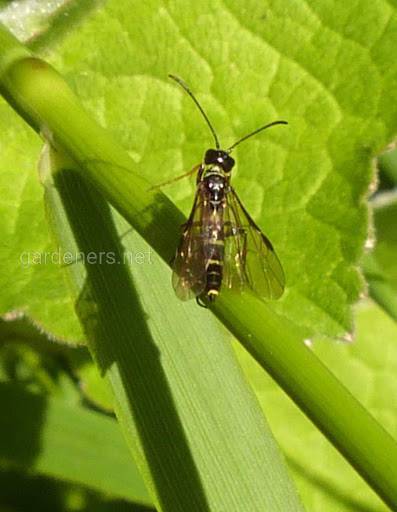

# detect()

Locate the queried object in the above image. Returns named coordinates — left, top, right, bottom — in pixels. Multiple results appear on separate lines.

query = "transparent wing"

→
left=172, top=189, right=207, bottom=301
left=223, top=187, right=285, bottom=300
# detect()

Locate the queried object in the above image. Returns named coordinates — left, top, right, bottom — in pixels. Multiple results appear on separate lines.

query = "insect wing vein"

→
left=226, top=188, right=285, bottom=299
left=223, top=195, right=249, bottom=292
left=172, top=190, right=207, bottom=300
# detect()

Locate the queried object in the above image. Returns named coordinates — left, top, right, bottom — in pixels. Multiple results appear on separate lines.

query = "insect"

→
left=169, top=74, right=287, bottom=305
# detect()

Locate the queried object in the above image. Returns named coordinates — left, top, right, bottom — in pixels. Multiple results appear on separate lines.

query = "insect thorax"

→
left=201, top=167, right=229, bottom=205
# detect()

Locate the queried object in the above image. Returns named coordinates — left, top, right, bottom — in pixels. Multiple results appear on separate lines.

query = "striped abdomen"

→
left=205, top=239, right=224, bottom=301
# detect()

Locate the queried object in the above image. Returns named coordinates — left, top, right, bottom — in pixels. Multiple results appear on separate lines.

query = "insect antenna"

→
left=169, top=74, right=220, bottom=149
left=227, top=120, right=288, bottom=152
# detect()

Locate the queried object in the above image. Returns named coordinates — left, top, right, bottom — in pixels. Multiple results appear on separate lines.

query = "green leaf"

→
left=363, top=193, right=397, bottom=320
left=0, top=106, right=83, bottom=340
left=0, top=313, right=113, bottom=410
left=0, top=382, right=151, bottom=506
left=45, top=0, right=387, bottom=339
left=235, top=299, right=397, bottom=512
left=0, top=468, right=152, bottom=512
left=1, top=0, right=386, bottom=338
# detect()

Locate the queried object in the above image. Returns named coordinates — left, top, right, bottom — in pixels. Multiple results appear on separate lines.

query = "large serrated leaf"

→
left=2, top=0, right=393, bottom=338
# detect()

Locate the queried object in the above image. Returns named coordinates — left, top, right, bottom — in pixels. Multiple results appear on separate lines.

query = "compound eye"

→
left=204, top=149, right=218, bottom=164
left=222, top=155, right=235, bottom=172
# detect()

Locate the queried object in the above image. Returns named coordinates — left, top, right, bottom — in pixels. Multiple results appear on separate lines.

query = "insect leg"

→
left=150, top=163, right=201, bottom=190
left=196, top=296, right=209, bottom=308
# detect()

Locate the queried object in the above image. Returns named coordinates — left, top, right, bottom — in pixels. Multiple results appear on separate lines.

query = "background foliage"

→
left=1, top=1, right=397, bottom=511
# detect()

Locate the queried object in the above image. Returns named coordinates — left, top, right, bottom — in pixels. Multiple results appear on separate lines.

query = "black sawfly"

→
left=169, top=74, right=287, bottom=305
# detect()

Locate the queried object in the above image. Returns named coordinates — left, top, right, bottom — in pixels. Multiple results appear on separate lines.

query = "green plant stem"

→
left=363, top=254, right=397, bottom=322
left=364, top=197, right=397, bottom=321
left=368, top=277, right=397, bottom=321
left=1, top=25, right=396, bottom=509
left=215, top=291, right=397, bottom=510
left=379, top=149, right=397, bottom=186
